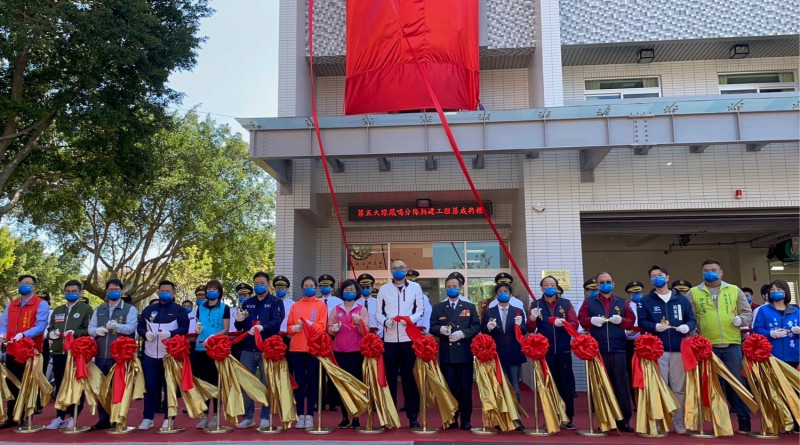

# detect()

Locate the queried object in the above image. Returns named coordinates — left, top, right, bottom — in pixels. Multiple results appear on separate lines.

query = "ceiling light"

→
left=771, top=265, right=785, bottom=271
left=637, top=49, right=654, bottom=63
left=729, top=44, right=749, bottom=59
left=666, top=162, right=673, bottom=166
left=416, top=199, right=431, bottom=208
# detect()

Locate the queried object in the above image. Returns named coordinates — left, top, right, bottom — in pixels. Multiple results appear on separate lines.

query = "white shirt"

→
left=416, top=294, right=433, bottom=333
left=280, top=297, right=295, bottom=333
left=356, top=296, right=381, bottom=338
left=626, top=301, right=641, bottom=340
left=320, top=294, right=343, bottom=318
left=376, top=280, right=425, bottom=343
left=188, top=308, right=198, bottom=334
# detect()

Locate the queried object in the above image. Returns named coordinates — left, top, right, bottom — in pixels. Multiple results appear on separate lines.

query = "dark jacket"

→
left=48, top=302, right=93, bottom=355
left=579, top=294, right=632, bottom=353
left=637, top=290, right=696, bottom=352
left=482, top=304, right=526, bottom=366
left=137, top=301, right=190, bottom=338
left=234, top=293, right=284, bottom=351
left=429, top=299, right=481, bottom=364
left=528, top=297, right=576, bottom=355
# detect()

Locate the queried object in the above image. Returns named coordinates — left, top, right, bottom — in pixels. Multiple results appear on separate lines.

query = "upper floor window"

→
left=719, top=72, right=797, bottom=94
left=584, top=77, right=661, bottom=100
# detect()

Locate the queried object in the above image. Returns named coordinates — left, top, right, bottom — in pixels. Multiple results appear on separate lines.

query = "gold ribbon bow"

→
left=362, top=356, right=401, bottom=429
left=473, top=357, right=528, bottom=431
left=99, top=357, right=145, bottom=427
left=12, top=352, right=51, bottom=422
left=742, top=356, right=800, bottom=435
left=261, top=357, right=297, bottom=429
left=413, top=359, right=458, bottom=429
left=54, top=351, right=103, bottom=415
left=162, top=355, right=217, bottom=418
left=530, top=359, right=568, bottom=433
left=318, top=356, right=370, bottom=418
left=0, top=362, right=20, bottom=423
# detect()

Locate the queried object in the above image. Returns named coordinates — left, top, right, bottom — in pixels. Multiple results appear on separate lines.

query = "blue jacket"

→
left=234, top=293, right=284, bottom=352
left=482, top=305, right=527, bottom=367
left=753, top=303, right=800, bottom=364
left=637, top=290, right=696, bottom=352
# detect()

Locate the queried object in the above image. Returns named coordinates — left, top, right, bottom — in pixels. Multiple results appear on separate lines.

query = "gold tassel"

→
left=162, top=355, right=216, bottom=418
left=13, top=353, right=52, bottom=422
left=215, top=356, right=268, bottom=425
left=318, top=357, right=369, bottom=418
left=473, top=358, right=523, bottom=431
left=262, top=358, right=298, bottom=429
left=532, top=361, right=568, bottom=434
left=586, top=357, right=623, bottom=432
left=53, top=351, right=103, bottom=415
left=743, top=357, right=800, bottom=434
left=635, top=359, right=679, bottom=436
left=0, top=362, right=20, bottom=423
left=413, top=359, right=458, bottom=429
left=99, top=358, right=146, bottom=427
left=362, top=357, right=401, bottom=429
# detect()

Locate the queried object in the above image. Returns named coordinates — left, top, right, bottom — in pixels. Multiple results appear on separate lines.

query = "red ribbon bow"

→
left=301, top=317, right=337, bottom=365
left=516, top=327, right=550, bottom=379
left=204, top=334, right=233, bottom=361
left=359, top=327, right=387, bottom=387
left=254, top=333, right=298, bottom=390
left=64, top=332, right=97, bottom=380
left=163, top=335, right=194, bottom=391
left=681, top=336, right=713, bottom=407
left=471, top=333, right=504, bottom=385
left=632, top=334, right=664, bottom=389
left=11, top=337, right=36, bottom=363
left=110, top=336, right=138, bottom=403
left=742, top=334, right=772, bottom=363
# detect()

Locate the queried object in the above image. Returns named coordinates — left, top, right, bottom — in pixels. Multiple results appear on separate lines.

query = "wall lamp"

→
left=730, top=44, right=749, bottom=59
left=637, top=48, right=655, bottom=63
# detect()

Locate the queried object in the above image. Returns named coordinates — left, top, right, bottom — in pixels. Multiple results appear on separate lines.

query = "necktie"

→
left=501, top=307, right=508, bottom=331
left=451, top=302, right=456, bottom=311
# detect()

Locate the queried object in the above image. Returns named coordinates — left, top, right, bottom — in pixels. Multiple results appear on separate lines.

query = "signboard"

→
left=541, top=269, right=570, bottom=291
left=348, top=202, right=492, bottom=221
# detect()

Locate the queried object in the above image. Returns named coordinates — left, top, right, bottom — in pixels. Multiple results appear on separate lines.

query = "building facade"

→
left=240, top=0, right=800, bottom=387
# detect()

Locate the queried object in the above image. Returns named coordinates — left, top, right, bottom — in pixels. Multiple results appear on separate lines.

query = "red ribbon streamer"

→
left=110, top=336, right=138, bottom=404
left=163, top=335, right=194, bottom=391
left=301, top=317, right=338, bottom=365
left=631, top=334, right=664, bottom=389
left=680, top=336, right=712, bottom=407
left=64, top=332, right=97, bottom=380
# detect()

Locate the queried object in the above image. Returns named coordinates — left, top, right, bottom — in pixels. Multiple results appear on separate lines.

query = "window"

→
left=719, top=72, right=797, bottom=94
left=466, top=241, right=508, bottom=269
left=585, top=77, right=661, bottom=100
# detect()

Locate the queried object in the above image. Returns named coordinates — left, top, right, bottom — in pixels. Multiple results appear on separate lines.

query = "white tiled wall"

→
left=562, top=57, right=800, bottom=101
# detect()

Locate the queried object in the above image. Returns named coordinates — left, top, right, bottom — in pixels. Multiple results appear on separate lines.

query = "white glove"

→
left=609, top=315, right=622, bottom=325
left=792, top=326, right=800, bottom=334
left=530, top=308, right=541, bottom=319
left=655, top=323, right=669, bottom=333
left=195, top=324, right=204, bottom=334
left=677, top=324, right=690, bottom=334
left=12, top=333, right=24, bottom=342
left=105, top=321, right=117, bottom=330
left=732, top=316, right=742, bottom=327
left=385, top=319, right=395, bottom=328
left=352, top=314, right=361, bottom=324
left=145, top=331, right=157, bottom=342
left=448, top=330, right=465, bottom=343
left=291, top=323, right=302, bottom=333
left=440, top=326, right=451, bottom=335
left=771, top=329, right=788, bottom=339
left=514, top=315, right=523, bottom=326
left=49, top=329, right=60, bottom=340
left=249, top=324, right=264, bottom=335
left=399, top=319, right=407, bottom=326
left=158, top=330, right=170, bottom=340
left=234, top=310, right=246, bottom=322
left=65, top=330, right=74, bottom=336
left=95, top=327, right=108, bottom=337
left=591, top=316, right=605, bottom=327
left=487, top=320, right=497, bottom=331
left=554, top=318, right=564, bottom=327
left=331, top=322, right=341, bottom=333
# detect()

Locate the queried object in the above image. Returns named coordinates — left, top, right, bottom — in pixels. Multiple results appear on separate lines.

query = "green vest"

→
left=690, top=284, right=741, bottom=345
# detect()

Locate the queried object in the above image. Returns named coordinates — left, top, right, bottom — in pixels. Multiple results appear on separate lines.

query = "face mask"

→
left=589, top=290, right=599, bottom=298
left=392, top=269, right=406, bottom=281
left=631, top=293, right=643, bottom=303
left=64, top=292, right=79, bottom=302
left=18, top=284, right=32, bottom=295
left=343, top=291, right=356, bottom=301
left=303, top=287, right=316, bottom=297
left=196, top=298, right=206, bottom=307
left=543, top=287, right=558, bottom=297
left=361, top=288, right=371, bottom=297
left=206, top=290, right=220, bottom=300
left=185, top=307, right=192, bottom=313
left=497, top=292, right=511, bottom=303
left=446, top=288, right=460, bottom=299
left=320, top=286, right=332, bottom=295
left=746, top=296, right=752, bottom=303
left=651, top=276, right=667, bottom=288
left=703, top=271, right=719, bottom=283
left=107, top=290, right=122, bottom=301
left=276, top=289, right=287, bottom=298
left=158, top=292, right=173, bottom=302
left=598, top=283, right=613, bottom=294
left=254, top=284, right=267, bottom=295
left=239, top=296, right=249, bottom=304
left=770, top=291, right=785, bottom=301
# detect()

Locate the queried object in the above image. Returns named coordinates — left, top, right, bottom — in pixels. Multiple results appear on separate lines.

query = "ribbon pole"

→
left=688, top=363, right=714, bottom=438
left=577, top=360, right=605, bottom=437
left=410, top=364, right=437, bottom=434
left=524, top=360, right=548, bottom=436
left=305, top=360, right=333, bottom=435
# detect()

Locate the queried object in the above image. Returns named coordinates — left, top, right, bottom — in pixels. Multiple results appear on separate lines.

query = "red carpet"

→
left=1, top=385, right=795, bottom=444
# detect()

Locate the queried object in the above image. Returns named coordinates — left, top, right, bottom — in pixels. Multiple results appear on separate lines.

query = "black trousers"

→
left=52, top=353, right=84, bottom=419
left=383, top=341, right=419, bottom=419
left=600, top=351, right=632, bottom=425
left=441, top=362, right=473, bottom=426
left=545, top=351, right=575, bottom=420
left=289, top=352, right=320, bottom=416
left=190, top=349, right=218, bottom=413
left=5, top=354, right=25, bottom=420
left=333, top=351, right=363, bottom=419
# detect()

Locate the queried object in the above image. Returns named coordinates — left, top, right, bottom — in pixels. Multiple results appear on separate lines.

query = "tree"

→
left=170, top=244, right=212, bottom=303
left=19, top=111, right=276, bottom=305
left=0, top=0, right=211, bottom=220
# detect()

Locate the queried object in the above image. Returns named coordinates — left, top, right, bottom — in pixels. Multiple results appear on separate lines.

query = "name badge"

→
left=55, top=314, right=65, bottom=322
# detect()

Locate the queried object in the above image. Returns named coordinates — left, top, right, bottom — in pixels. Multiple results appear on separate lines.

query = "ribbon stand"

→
left=14, top=414, right=44, bottom=434
left=61, top=404, right=90, bottom=434
left=155, top=417, right=184, bottom=434
left=257, top=389, right=283, bottom=434
left=356, top=383, right=382, bottom=434
left=470, top=412, right=496, bottom=436
left=108, top=422, right=136, bottom=434
left=687, top=364, right=714, bottom=439
left=306, top=360, right=333, bottom=435
left=204, top=386, right=232, bottom=434
left=577, top=361, right=605, bottom=437
left=523, top=358, right=548, bottom=436
left=410, top=365, right=437, bottom=435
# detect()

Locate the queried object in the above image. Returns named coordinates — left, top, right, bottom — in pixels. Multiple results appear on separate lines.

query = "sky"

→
left=167, top=0, right=280, bottom=140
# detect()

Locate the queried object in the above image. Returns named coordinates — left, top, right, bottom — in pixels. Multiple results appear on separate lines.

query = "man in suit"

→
left=483, top=281, right=527, bottom=404
left=429, top=272, right=480, bottom=430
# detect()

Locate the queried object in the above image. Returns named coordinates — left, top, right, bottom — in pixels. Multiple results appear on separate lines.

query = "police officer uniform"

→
left=355, top=273, right=380, bottom=338
left=273, top=275, right=294, bottom=334
left=671, top=279, right=692, bottom=296
left=430, top=272, right=480, bottom=429
left=487, top=273, right=525, bottom=311
left=624, top=280, right=645, bottom=409
left=407, top=270, right=432, bottom=333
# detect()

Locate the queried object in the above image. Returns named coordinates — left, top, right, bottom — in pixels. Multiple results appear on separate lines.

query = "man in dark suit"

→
left=482, top=281, right=527, bottom=403
left=429, top=272, right=481, bottom=430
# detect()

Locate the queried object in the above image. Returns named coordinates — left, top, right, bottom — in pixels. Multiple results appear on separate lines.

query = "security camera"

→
left=532, top=205, right=546, bottom=213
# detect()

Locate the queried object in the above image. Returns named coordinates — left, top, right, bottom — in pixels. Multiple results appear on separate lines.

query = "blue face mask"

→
left=239, top=296, right=249, bottom=304
left=254, top=284, right=267, bottom=295
left=497, top=292, right=511, bottom=303
left=276, top=289, right=287, bottom=298
left=158, top=292, right=173, bottom=302
left=446, top=288, right=460, bottom=299
left=392, top=269, right=406, bottom=281
left=64, top=292, right=79, bottom=302
left=746, top=296, right=752, bottom=303
left=589, top=290, right=599, bottom=298
left=206, top=290, right=220, bottom=300
left=651, top=276, right=667, bottom=288
left=543, top=287, right=558, bottom=298
left=703, top=271, right=719, bottom=283
left=598, top=283, right=614, bottom=294
left=320, top=286, right=332, bottom=295
left=343, top=291, right=357, bottom=301
left=107, top=290, right=122, bottom=301
left=185, top=307, right=192, bottom=313
left=196, top=298, right=206, bottom=307
left=361, top=288, right=371, bottom=297
left=770, top=291, right=785, bottom=301
left=631, top=293, right=643, bottom=303
left=18, top=284, right=32, bottom=295
left=303, top=287, right=316, bottom=297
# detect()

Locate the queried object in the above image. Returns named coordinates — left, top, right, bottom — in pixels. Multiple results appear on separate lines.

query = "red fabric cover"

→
left=344, top=0, right=480, bottom=114
left=64, top=333, right=97, bottom=380
left=6, top=296, right=44, bottom=355
left=163, top=335, right=194, bottom=391
left=110, top=336, right=138, bottom=403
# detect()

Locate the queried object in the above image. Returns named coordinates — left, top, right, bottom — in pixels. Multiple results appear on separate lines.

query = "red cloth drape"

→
left=344, top=0, right=480, bottom=114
